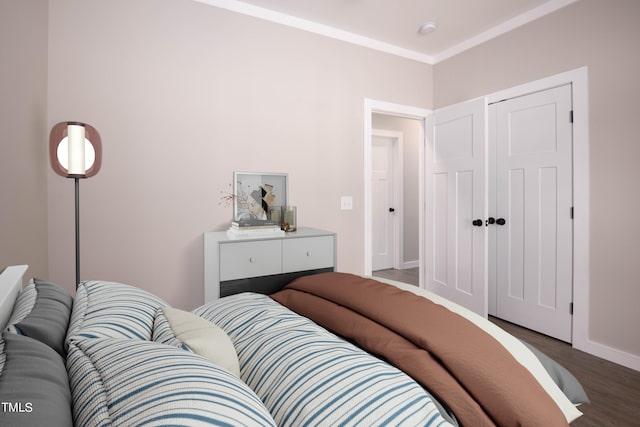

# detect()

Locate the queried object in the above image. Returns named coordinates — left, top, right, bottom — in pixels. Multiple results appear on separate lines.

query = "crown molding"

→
left=433, top=0, right=578, bottom=63
left=192, top=0, right=434, bottom=64
left=193, top=0, right=578, bottom=65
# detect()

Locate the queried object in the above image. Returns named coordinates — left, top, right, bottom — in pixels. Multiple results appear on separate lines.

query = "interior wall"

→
left=0, top=0, right=49, bottom=279
left=371, top=113, right=421, bottom=266
left=46, top=0, right=433, bottom=309
left=434, top=0, right=640, bottom=357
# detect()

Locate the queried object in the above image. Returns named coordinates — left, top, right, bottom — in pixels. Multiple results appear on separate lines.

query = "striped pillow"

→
left=66, top=281, right=167, bottom=345
left=66, top=337, right=277, bottom=427
left=152, top=306, right=187, bottom=350
left=194, top=294, right=453, bottom=427
left=4, top=281, right=37, bottom=331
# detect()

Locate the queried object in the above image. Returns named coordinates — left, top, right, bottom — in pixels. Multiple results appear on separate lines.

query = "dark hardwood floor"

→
left=373, top=268, right=640, bottom=426
left=372, top=266, right=419, bottom=285
left=491, top=317, right=640, bottom=426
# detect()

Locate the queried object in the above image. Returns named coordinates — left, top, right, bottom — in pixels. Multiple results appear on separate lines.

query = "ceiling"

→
left=198, top=0, right=577, bottom=63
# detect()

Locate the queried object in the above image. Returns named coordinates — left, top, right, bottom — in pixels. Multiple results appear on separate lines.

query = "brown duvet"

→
left=271, top=272, right=568, bottom=427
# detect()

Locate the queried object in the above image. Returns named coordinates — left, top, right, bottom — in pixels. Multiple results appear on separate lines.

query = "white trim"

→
left=578, top=340, right=640, bottom=372
left=402, top=260, right=420, bottom=270
left=192, top=0, right=577, bottom=65
left=434, top=0, right=579, bottom=63
left=568, top=73, right=639, bottom=371
left=193, top=0, right=434, bottom=64
left=487, top=67, right=584, bottom=104
left=364, top=100, right=431, bottom=288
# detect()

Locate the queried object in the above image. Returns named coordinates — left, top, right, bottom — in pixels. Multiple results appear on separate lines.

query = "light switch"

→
left=341, top=196, right=353, bottom=210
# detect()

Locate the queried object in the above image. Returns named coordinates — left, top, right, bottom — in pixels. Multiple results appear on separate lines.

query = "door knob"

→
left=496, top=218, right=506, bottom=225
left=472, top=219, right=483, bottom=227
left=389, top=208, right=395, bottom=212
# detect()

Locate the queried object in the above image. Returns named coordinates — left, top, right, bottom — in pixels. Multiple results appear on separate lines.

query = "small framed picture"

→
left=233, top=172, right=288, bottom=225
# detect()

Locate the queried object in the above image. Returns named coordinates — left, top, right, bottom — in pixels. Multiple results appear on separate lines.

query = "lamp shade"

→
left=49, top=121, right=102, bottom=178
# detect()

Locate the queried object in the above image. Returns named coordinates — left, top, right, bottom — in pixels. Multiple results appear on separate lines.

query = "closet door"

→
left=493, top=85, right=573, bottom=342
left=427, top=98, right=487, bottom=317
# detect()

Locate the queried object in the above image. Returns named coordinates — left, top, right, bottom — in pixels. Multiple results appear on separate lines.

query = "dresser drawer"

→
left=205, top=228, right=336, bottom=302
left=219, top=240, right=282, bottom=281
left=282, top=236, right=334, bottom=273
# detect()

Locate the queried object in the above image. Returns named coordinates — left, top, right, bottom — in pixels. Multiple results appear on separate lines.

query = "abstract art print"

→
left=233, top=172, right=288, bottom=225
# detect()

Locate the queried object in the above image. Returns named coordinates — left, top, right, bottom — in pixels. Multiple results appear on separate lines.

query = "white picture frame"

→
left=232, top=172, right=288, bottom=225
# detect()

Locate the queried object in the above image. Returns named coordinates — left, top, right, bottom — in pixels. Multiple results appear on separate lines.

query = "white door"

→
left=491, top=85, right=573, bottom=342
left=372, top=135, right=395, bottom=271
left=427, top=98, right=487, bottom=317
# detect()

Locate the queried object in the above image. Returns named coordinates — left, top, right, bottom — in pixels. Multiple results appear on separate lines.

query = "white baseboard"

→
left=401, top=260, right=419, bottom=270
left=574, top=338, right=640, bottom=372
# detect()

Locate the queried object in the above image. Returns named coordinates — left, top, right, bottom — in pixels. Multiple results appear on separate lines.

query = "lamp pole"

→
left=75, top=177, right=81, bottom=288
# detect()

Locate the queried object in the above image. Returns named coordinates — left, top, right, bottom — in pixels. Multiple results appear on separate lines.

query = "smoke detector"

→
left=418, top=21, right=438, bottom=35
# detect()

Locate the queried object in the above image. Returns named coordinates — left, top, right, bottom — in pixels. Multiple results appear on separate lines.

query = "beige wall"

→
left=46, top=0, right=432, bottom=309
left=0, top=0, right=49, bottom=280
left=372, top=113, right=421, bottom=265
left=434, top=0, right=640, bottom=356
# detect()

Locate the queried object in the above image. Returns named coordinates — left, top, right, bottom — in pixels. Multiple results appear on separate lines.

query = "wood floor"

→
left=372, top=266, right=419, bottom=286
left=372, top=268, right=640, bottom=426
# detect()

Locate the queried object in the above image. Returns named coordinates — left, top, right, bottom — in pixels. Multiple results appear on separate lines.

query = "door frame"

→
left=364, top=99, right=431, bottom=287
left=371, top=129, right=404, bottom=271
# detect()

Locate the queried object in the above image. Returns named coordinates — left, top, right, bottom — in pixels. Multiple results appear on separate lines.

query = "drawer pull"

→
left=249, top=257, right=254, bottom=263
left=306, top=251, right=311, bottom=257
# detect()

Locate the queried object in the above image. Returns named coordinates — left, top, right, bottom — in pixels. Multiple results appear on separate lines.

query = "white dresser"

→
left=204, top=227, right=336, bottom=302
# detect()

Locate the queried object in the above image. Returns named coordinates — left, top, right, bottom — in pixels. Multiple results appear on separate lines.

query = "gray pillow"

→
left=9, top=279, right=72, bottom=357
left=522, top=340, right=590, bottom=405
left=0, top=332, right=72, bottom=426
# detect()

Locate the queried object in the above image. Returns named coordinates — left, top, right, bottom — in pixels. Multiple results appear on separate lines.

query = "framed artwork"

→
left=233, top=172, right=288, bottom=225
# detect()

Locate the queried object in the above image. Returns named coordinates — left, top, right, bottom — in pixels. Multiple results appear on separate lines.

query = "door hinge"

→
left=570, top=207, right=574, bottom=219
left=570, top=110, right=574, bottom=123
left=570, top=302, right=574, bottom=315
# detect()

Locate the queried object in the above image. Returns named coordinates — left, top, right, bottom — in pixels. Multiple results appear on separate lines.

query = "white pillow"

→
left=153, top=307, right=240, bottom=377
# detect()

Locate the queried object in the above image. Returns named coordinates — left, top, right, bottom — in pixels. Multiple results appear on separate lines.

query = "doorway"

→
left=363, top=100, right=431, bottom=287
left=370, top=117, right=422, bottom=275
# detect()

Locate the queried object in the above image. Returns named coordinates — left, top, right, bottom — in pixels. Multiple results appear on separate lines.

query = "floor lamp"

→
left=49, top=122, right=102, bottom=288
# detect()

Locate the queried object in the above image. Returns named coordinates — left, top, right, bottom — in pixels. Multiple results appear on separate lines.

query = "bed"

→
left=0, top=265, right=588, bottom=426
